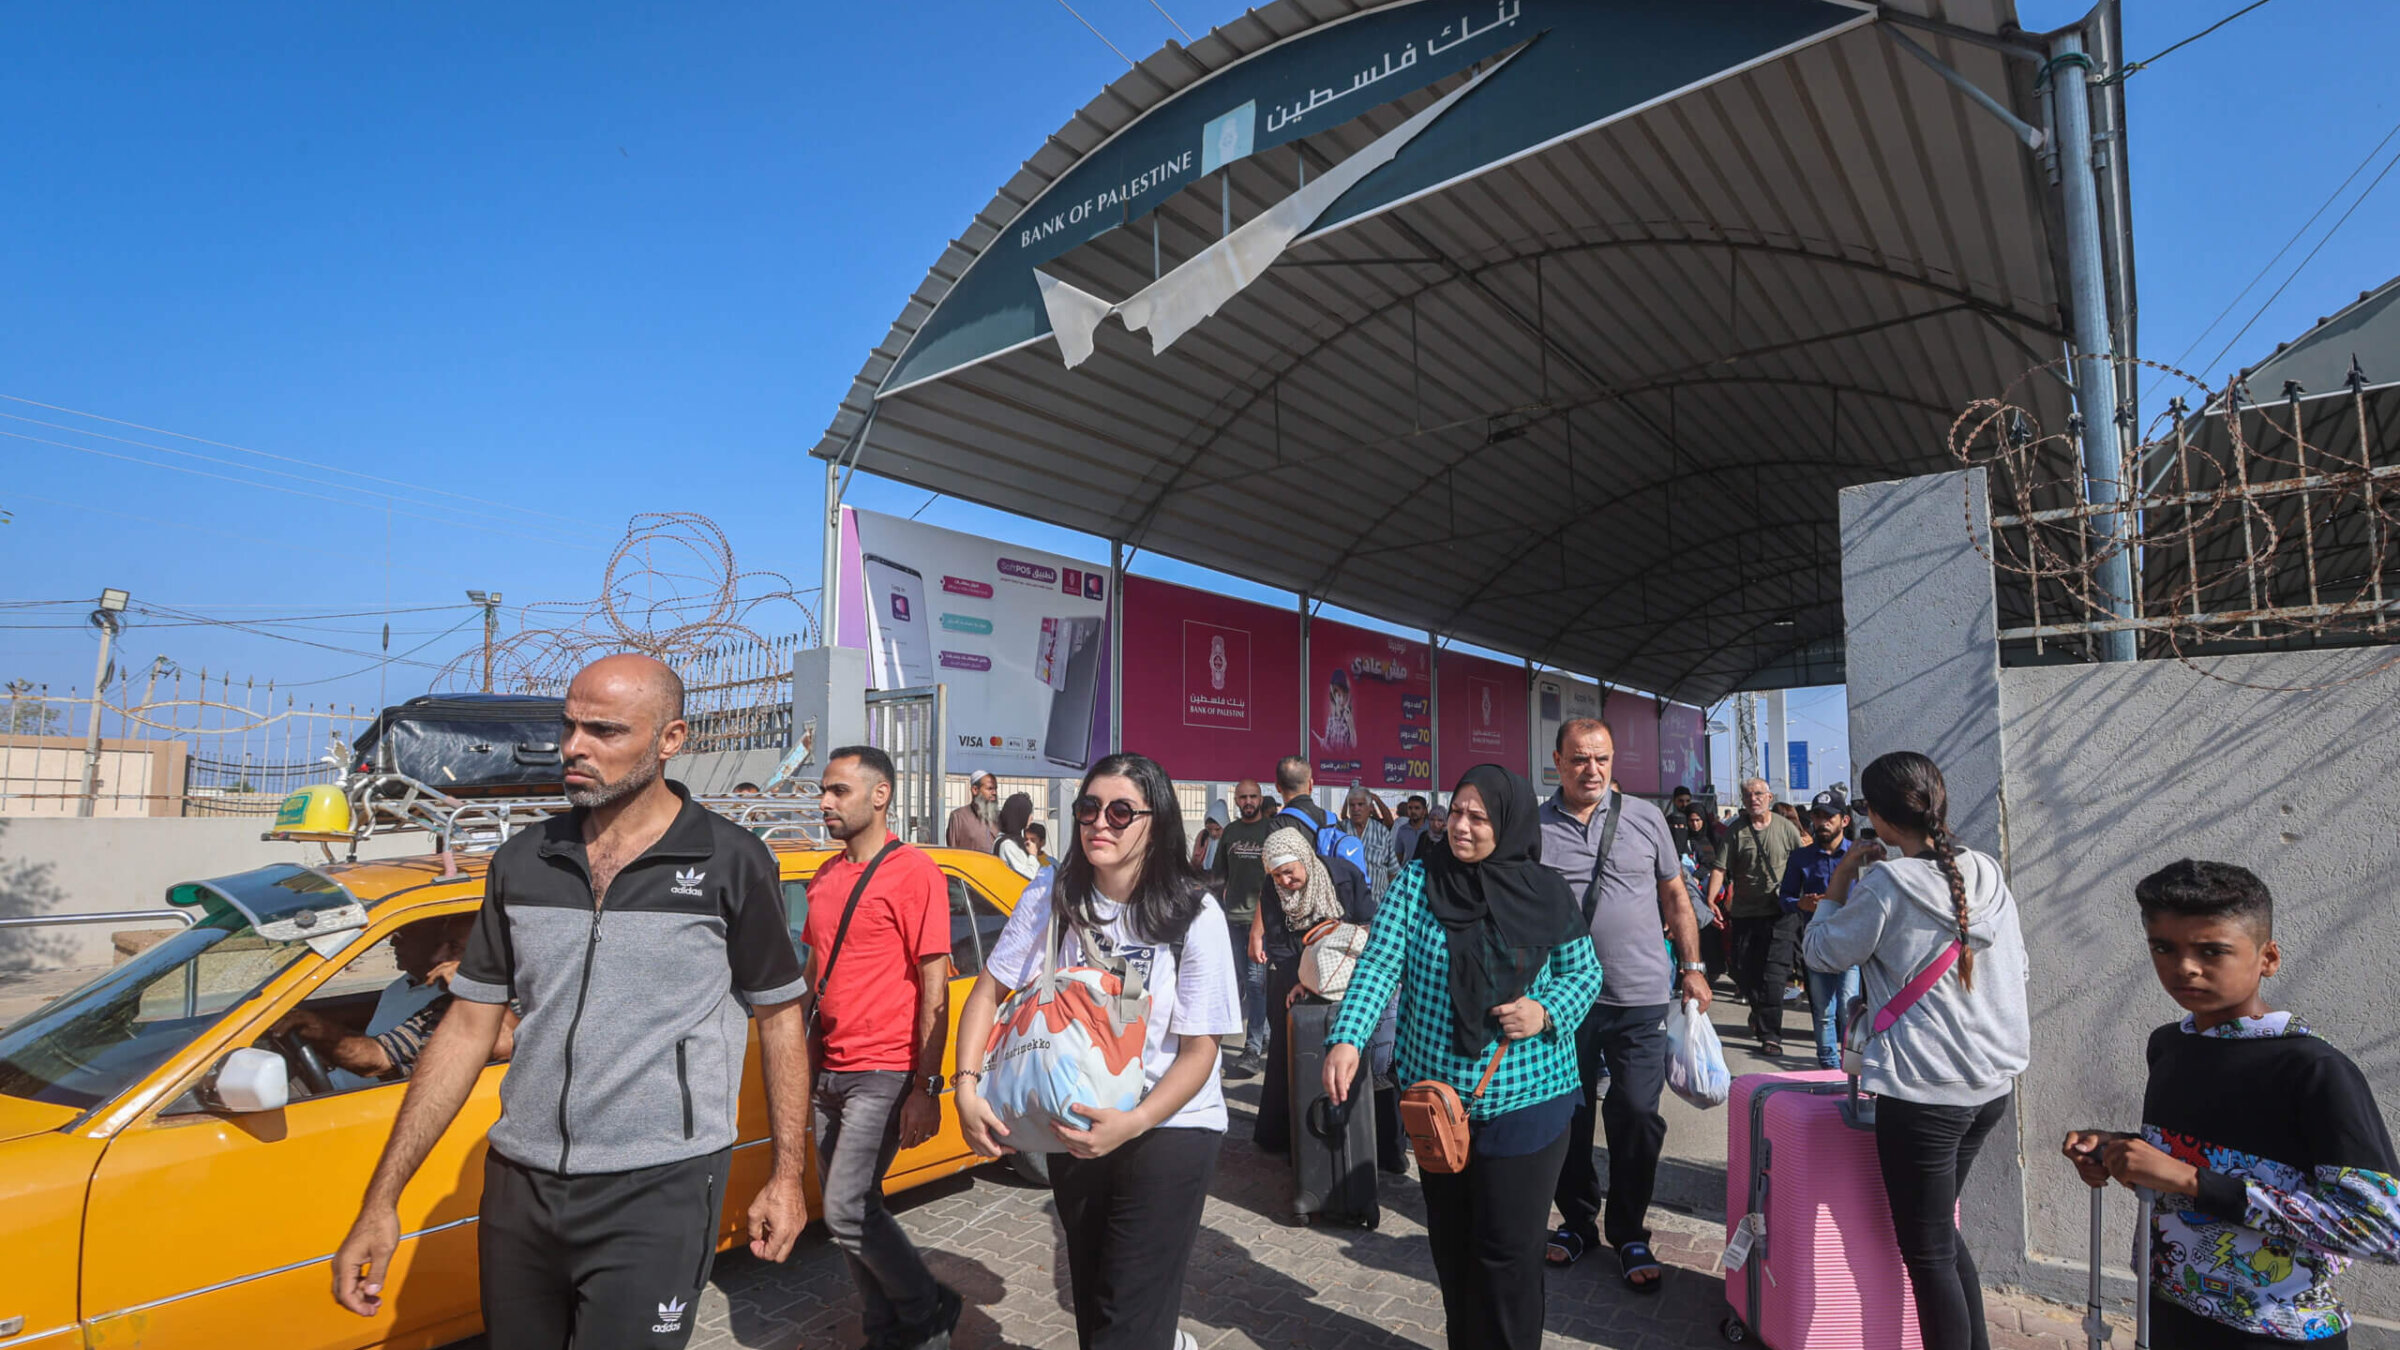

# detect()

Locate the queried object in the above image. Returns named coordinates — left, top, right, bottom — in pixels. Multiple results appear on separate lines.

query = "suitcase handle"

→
left=513, top=743, right=562, bottom=766
left=2085, top=1183, right=2155, bottom=1350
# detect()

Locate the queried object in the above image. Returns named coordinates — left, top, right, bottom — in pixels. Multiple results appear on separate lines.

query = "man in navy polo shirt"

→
left=1780, top=788, right=1856, bottom=1070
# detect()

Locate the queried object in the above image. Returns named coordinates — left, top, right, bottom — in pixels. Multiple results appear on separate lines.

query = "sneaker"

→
left=1174, top=1332, right=1199, bottom=1350
left=1221, top=1053, right=1259, bottom=1081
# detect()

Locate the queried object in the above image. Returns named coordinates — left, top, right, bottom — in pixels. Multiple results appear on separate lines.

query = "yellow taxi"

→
left=0, top=838, right=1028, bottom=1350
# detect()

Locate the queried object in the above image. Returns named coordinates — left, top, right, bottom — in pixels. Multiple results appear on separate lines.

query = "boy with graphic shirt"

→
left=2065, top=860, right=2400, bottom=1347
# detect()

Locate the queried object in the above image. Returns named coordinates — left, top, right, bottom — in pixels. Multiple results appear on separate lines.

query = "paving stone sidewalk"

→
left=453, top=1083, right=2093, bottom=1350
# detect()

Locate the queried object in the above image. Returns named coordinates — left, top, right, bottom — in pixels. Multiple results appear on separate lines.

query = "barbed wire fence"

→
left=1, top=667, right=371, bottom=815
left=4, top=513, right=821, bottom=815
left=431, top=511, right=819, bottom=755
left=1950, top=352, right=2400, bottom=691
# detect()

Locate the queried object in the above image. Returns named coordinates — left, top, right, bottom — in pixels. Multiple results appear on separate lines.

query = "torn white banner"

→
left=1035, top=47, right=1521, bottom=369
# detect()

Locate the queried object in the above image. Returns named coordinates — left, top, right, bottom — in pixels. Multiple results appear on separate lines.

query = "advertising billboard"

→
left=1529, top=672, right=1601, bottom=787
left=1119, top=576, right=1302, bottom=784
left=837, top=506, right=1111, bottom=777
left=1437, top=651, right=1528, bottom=781
left=1306, top=618, right=1430, bottom=790
left=1603, top=690, right=1662, bottom=797
left=1659, top=702, right=1708, bottom=794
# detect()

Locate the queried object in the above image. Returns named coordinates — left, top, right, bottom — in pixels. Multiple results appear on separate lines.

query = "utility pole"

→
left=2049, top=26, right=2136, bottom=661
left=466, top=590, right=503, bottom=693
left=76, top=588, right=129, bottom=817
left=1733, top=690, right=1760, bottom=787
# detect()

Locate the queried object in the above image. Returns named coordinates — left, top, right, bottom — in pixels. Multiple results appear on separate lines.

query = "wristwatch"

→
left=922, top=1073, right=947, bottom=1097
left=1680, top=962, right=1708, bottom=974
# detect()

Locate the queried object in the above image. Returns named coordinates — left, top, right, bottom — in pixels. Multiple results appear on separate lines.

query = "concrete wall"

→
left=1840, top=466, right=2400, bottom=1342
left=0, top=817, right=420, bottom=970
left=2001, top=647, right=2400, bottom=1331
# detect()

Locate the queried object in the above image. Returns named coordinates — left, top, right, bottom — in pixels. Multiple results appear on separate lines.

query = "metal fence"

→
left=1954, top=355, right=2400, bottom=679
left=3, top=670, right=370, bottom=817
left=866, top=685, right=948, bottom=845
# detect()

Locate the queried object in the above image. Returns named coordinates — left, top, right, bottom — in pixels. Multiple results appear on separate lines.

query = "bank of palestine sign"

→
left=878, top=0, right=1867, bottom=395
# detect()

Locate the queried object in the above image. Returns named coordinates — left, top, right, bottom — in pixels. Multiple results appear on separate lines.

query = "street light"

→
left=78, top=587, right=130, bottom=816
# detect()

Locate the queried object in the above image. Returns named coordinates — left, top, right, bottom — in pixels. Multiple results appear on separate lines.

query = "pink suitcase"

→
left=1722, top=1070, right=1922, bottom=1347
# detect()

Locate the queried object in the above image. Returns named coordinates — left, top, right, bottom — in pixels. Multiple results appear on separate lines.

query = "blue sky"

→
left=4, top=1, right=2394, bottom=781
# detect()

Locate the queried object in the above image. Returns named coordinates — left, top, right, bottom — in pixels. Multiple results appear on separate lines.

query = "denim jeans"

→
left=1807, top=965, right=1862, bottom=1069
left=813, top=1070, right=941, bottom=1343
left=1231, top=932, right=1270, bottom=1051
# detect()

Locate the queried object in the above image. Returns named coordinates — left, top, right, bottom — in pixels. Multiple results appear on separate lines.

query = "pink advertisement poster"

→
left=1658, top=702, right=1709, bottom=794
left=1604, top=690, right=1662, bottom=797
left=1119, top=576, right=1301, bottom=784
left=1437, top=651, right=1528, bottom=780
left=1307, top=618, right=1430, bottom=790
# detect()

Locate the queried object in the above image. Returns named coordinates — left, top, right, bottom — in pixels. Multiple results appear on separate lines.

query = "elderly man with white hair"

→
left=1343, top=785, right=1398, bottom=897
left=1705, top=776, right=1809, bottom=1057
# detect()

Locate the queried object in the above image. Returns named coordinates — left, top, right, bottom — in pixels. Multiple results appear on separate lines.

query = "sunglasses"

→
left=1073, top=795, right=1154, bottom=830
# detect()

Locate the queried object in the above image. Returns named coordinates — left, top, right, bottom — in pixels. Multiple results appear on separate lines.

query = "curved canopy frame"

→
left=816, top=0, right=2097, bottom=703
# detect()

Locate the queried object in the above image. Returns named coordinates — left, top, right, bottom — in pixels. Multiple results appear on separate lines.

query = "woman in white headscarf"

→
left=1253, top=823, right=1375, bottom=1155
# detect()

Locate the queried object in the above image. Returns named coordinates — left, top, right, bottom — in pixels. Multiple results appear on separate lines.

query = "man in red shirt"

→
left=806, top=745, right=960, bottom=1349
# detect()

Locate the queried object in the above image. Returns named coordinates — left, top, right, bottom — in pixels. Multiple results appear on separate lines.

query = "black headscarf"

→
left=995, top=792, right=1033, bottom=853
left=1421, top=764, right=1586, bottom=1054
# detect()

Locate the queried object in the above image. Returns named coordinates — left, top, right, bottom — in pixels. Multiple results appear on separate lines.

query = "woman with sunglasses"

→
left=1322, top=764, right=1601, bottom=1350
left=953, top=752, right=1242, bottom=1350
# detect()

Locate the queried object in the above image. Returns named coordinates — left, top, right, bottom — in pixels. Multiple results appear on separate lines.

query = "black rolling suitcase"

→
left=352, top=694, right=566, bottom=796
left=1287, top=998, right=1379, bottom=1227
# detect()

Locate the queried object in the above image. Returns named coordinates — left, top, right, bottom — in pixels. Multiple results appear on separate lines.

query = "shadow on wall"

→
left=0, top=822, right=74, bottom=973
left=2000, top=646, right=2400, bottom=1317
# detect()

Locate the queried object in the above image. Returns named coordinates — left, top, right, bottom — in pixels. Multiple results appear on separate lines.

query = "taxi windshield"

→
left=0, top=909, right=312, bottom=1110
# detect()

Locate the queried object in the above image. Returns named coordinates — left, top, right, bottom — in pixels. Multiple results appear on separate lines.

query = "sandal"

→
left=1544, top=1227, right=1588, bottom=1267
left=1616, top=1240, right=1665, bottom=1293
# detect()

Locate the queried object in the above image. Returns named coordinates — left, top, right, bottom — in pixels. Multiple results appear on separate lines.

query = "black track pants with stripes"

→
left=478, top=1145, right=730, bottom=1349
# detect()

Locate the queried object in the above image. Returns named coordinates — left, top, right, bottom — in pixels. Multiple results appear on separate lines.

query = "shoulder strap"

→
left=1579, top=789, right=1623, bottom=926
left=814, top=837, right=902, bottom=1008
left=1470, top=1041, right=1510, bottom=1099
left=1871, top=940, right=1964, bottom=1035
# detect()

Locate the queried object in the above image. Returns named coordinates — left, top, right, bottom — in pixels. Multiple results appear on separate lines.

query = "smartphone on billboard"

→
left=861, top=553, right=935, bottom=688
left=1042, top=616, right=1104, bottom=769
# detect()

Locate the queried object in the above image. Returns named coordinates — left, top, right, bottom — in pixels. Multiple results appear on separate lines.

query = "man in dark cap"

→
left=1779, top=787, right=1856, bottom=1071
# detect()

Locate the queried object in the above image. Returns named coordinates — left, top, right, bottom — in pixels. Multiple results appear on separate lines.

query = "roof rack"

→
left=266, top=772, right=828, bottom=872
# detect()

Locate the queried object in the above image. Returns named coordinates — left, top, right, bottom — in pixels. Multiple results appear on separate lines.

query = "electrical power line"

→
left=2108, top=0, right=2277, bottom=83
left=2199, top=134, right=2400, bottom=381
left=0, top=412, right=612, bottom=542
left=2169, top=117, right=2400, bottom=376
left=272, top=611, right=484, bottom=689
left=1051, top=0, right=1135, bottom=66
left=0, top=393, right=600, bottom=530
left=120, top=601, right=458, bottom=671
left=5, top=428, right=605, bottom=552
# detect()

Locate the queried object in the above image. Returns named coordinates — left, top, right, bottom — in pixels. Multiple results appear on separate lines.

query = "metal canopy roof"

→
left=816, top=0, right=2098, bottom=705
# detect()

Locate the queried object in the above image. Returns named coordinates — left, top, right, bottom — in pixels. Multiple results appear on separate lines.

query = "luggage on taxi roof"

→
left=352, top=694, right=566, bottom=796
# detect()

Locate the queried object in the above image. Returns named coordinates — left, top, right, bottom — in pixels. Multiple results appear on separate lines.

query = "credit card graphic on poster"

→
left=842, top=507, right=1111, bottom=776
left=1307, top=618, right=1429, bottom=790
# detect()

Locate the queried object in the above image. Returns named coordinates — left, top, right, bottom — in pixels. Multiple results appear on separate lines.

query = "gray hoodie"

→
left=1799, top=847, right=2030, bottom=1107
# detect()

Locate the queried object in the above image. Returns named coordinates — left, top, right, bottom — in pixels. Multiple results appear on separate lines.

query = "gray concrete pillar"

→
left=1838, top=467, right=2007, bottom=856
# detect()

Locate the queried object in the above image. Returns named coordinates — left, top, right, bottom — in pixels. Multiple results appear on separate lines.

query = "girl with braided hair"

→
left=1801, top=751, right=2030, bottom=1350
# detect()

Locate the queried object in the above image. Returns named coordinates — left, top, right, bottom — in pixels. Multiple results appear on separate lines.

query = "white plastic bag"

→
left=1666, top=997, right=1731, bottom=1110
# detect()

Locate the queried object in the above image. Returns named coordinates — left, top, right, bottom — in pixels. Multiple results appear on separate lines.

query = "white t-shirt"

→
left=985, top=872, right=1243, bottom=1132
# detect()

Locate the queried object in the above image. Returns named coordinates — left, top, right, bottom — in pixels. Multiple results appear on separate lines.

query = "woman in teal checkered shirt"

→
left=1324, top=763, right=1603, bottom=1349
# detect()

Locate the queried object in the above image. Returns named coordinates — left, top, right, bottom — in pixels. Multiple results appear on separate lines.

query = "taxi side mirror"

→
left=199, top=1047, right=290, bottom=1114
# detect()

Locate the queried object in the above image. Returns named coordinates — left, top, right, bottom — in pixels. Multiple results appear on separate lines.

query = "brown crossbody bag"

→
left=1397, top=1042, right=1509, bottom=1174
